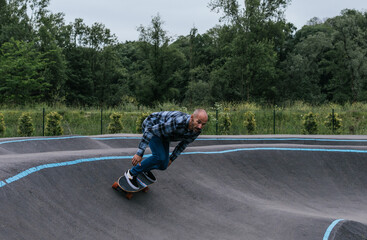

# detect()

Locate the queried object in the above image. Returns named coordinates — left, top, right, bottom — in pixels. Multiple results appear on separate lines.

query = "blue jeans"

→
left=130, top=136, right=170, bottom=176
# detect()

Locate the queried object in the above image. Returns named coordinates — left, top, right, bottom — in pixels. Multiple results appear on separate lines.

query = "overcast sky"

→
left=47, top=0, right=366, bottom=42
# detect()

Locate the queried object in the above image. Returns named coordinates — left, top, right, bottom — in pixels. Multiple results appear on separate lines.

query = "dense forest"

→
left=1, top=0, right=367, bottom=107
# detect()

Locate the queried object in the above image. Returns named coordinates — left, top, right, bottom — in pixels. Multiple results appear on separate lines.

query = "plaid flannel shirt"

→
left=136, top=111, right=201, bottom=161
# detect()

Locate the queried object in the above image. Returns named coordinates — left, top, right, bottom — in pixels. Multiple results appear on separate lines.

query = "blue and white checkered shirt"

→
left=137, top=111, right=201, bottom=161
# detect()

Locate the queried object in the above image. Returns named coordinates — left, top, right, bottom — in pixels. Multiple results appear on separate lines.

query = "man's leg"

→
left=130, top=136, right=170, bottom=176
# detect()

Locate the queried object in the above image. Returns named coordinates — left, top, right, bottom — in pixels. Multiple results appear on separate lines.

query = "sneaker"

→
left=124, top=170, right=140, bottom=190
left=142, top=171, right=157, bottom=182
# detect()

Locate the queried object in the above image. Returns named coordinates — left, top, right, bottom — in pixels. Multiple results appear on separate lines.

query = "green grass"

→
left=1, top=102, right=367, bottom=137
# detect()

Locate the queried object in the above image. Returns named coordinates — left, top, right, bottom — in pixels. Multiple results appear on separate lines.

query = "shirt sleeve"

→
left=170, top=134, right=198, bottom=161
left=170, top=141, right=189, bottom=161
left=136, top=130, right=153, bottom=157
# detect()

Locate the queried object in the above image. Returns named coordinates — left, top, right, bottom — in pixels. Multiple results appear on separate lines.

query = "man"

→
left=125, top=109, right=208, bottom=190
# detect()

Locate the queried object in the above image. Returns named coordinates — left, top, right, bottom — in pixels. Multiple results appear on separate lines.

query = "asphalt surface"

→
left=0, top=134, right=366, bottom=240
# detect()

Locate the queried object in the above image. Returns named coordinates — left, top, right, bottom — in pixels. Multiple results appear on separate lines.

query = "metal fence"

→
left=0, top=107, right=365, bottom=138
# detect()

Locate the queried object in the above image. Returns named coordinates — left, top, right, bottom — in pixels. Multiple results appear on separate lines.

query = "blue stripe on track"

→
left=0, top=136, right=87, bottom=145
left=1, top=147, right=366, bottom=188
left=3, top=156, right=130, bottom=185
left=92, top=137, right=141, bottom=140
left=323, top=219, right=344, bottom=240
left=1, top=136, right=367, bottom=145
left=93, top=136, right=367, bottom=142
left=182, top=147, right=367, bottom=155
left=196, top=138, right=367, bottom=142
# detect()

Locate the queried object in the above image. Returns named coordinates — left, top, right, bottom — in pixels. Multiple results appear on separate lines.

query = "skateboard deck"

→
left=112, top=173, right=155, bottom=200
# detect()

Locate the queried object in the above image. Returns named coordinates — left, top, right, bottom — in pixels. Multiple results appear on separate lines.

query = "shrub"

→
left=45, top=112, right=64, bottom=136
left=243, top=111, right=256, bottom=134
left=0, top=113, right=5, bottom=135
left=136, top=112, right=151, bottom=133
left=219, top=112, right=231, bottom=134
left=302, top=112, right=318, bottom=134
left=324, top=112, right=342, bottom=134
left=108, top=112, right=123, bottom=134
left=18, top=113, right=34, bottom=137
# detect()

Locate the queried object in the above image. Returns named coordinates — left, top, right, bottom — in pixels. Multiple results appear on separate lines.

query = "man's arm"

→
left=136, top=130, right=154, bottom=157
left=170, top=139, right=192, bottom=162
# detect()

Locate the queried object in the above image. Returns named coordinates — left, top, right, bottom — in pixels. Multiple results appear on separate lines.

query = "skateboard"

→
left=112, top=173, right=155, bottom=200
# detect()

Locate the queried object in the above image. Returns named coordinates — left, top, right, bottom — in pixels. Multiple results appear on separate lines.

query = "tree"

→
left=134, top=14, right=184, bottom=105
left=114, top=41, right=141, bottom=104
left=0, top=39, right=49, bottom=105
left=208, top=0, right=291, bottom=103
left=243, top=111, right=256, bottom=134
left=184, top=77, right=212, bottom=106
left=281, top=25, right=333, bottom=103
left=171, top=27, right=223, bottom=104
left=45, top=111, right=63, bottom=136
left=96, top=45, right=129, bottom=106
left=0, top=113, right=5, bottom=136
left=326, top=9, right=367, bottom=103
left=302, top=112, right=318, bottom=134
left=107, top=112, right=123, bottom=133
left=18, top=113, right=34, bottom=136
left=35, top=11, right=68, bottom=104
left=0, top=0, right=33, bottom=44
left=64, top=46, right=95, bottom=106
left=63, top=18, right=119, bottom=106
left=281, top=9, right=367, bottom=104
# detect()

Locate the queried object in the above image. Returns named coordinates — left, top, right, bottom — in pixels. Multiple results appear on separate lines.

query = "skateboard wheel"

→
left=142, top=187, right=149, bottom=193
left=126, top=193, right=133, bottom=200
left=112, top=182, right=118, bottom=189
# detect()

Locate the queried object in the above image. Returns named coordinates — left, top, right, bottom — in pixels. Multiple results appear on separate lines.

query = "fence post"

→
left=216, top=109, right=218, bottom=135
left=273, top=109, right=276, bottom=135
left=42, top=108, right=45, bottom=136
left=332, top=109, right=335, bottom=134
left=101, top=109, right=103, bottom=135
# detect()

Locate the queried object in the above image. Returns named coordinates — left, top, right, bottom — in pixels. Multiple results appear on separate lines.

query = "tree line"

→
left=1, top=0, right=367, bottom=107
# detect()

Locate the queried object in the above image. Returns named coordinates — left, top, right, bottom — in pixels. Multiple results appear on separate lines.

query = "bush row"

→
left=1, top=112, right=65, bottom=137
left=0, top=110, right=344, bottom=138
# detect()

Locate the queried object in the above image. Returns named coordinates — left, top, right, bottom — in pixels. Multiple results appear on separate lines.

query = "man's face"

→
left=189, top=113, right=208, bottom=132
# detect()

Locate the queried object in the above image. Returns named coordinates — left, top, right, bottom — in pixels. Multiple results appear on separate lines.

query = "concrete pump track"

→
left=0, top=134, right=366, bottom=240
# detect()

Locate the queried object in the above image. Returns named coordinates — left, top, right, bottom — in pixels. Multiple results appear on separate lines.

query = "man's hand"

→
left=132, top=154, right=142, bottom=166
left=168, top=160, right=172, bottom=167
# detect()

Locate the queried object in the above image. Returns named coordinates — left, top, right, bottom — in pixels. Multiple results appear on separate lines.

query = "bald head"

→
left=189, top=109, right=208, bottom=132
left=193, top=109, right=208, bottom=120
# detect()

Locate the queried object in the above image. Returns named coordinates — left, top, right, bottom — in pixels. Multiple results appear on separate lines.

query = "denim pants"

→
left=130, top=136, right=170, bottom=176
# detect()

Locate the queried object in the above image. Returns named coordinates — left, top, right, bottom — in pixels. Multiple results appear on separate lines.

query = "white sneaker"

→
left=124, top=170, right=140, bottom=190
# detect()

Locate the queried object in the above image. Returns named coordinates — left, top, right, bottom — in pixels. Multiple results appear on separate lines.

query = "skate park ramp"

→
left=0, top=134, right=367, bottom=240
